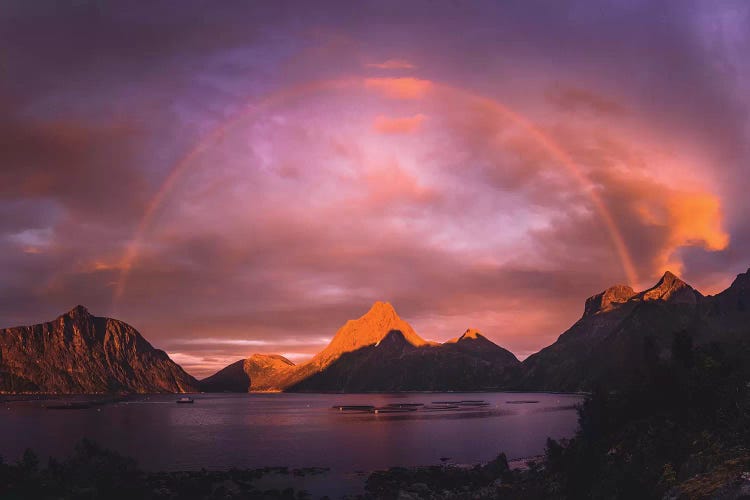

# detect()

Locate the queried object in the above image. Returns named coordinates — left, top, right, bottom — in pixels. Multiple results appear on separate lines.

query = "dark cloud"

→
left=1, top=1, right=748, bottom=377
left=546, top=85, right=626, bottom=116
left=0, top=116, right=148, bottom=218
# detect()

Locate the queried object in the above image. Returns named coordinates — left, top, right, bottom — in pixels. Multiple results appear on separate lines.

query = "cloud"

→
left=1, top=0, right=749, bottom=379
left=597, top=170, right=730, bottom=278
left=664, top=193, right=729, bottom=252
left=364, top=78, right=433, bottom=99
left=366, top=59, right=416, bottom=70
left=167, top=352, right=237, bottom=378
left=3, top=72, right=735, bottom=375
left=173, top=337, right=330, bottom=347
left=373, top=114, right=426, bottom=134
left=0, top=117, right=149, bottom=223
left=547, top=85, right=626, bottom=115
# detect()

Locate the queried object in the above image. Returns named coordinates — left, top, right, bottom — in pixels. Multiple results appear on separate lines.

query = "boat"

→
left=176, top=397, right=194, bottom=404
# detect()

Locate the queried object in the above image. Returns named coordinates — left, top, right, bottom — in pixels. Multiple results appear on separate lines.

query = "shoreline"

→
left=0, top=440, right=542, bottom=499
left=1, top=389, right=587, bottom=398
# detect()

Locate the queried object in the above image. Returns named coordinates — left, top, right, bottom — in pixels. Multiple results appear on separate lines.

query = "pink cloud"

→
left=4, top=70, right=737, bottom=376
left=373, top=114, right=426, bottom=134
left=364, top=77, right=433, bottom=99
left=104, top=81, right=730, bottom=370
left=360, top=160, right=437, bottom=209
left=366, top=59, right=416, bottom=70
left=547, top=85, right=626, bottom=115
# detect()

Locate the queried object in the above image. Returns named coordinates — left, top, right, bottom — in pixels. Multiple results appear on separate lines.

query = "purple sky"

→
left=2, top=1, right=749, bottom=377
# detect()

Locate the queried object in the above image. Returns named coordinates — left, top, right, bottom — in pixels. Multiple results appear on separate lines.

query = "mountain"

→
left=288, top=328, right=520, bottom=392
left=199, top=354, right=295, bottom=392
left=0, top=306, right=198, bottom=394
left=201, top=302, right=520, bottom=392
left=444, top=328, right=522, bottom=365
left=702, top=269, right=750, bottom=340
left=9, top=269, right=748, bottom=395
left=308, top=301, right=430, bottom=369
left=517, top=270, right=750, bottom=392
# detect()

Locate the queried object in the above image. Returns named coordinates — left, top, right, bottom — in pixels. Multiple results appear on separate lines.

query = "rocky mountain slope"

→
left=517, top=269, right=750, bottom=392
left=201, top=301, right=520, bottom=392
left=199, top=354, right=295, bottom=392
left=307, top=300, right=431, bottom=369
left=0, top=306, right=198, bottom=393
left=7, top=268, right=749, bottom=395
left=288, top=328, right=520, bottom=392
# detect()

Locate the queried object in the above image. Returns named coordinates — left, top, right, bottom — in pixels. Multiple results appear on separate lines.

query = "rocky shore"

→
left=3, top=439, right=750, bottom=499
left=0, top=439, right=547, bottom=499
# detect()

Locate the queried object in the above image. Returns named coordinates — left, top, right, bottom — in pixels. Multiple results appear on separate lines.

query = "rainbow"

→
left=112, top=77, right=638, bottom=308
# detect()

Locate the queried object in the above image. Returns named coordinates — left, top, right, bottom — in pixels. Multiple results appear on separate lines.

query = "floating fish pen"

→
left=505, top=400, right=539, bottom=404
left=331, top=405, right=375, bottom=411
left=372, top=406, right=418, bottom=414
left=432, top=400, right=490, bottom=407
left=422, top=404, right=461, bottom=411
left=332, top=399, right=490, bottom=414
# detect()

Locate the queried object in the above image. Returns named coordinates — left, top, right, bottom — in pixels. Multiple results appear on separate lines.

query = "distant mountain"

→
left=444, top=328, right=522, bottom=365
left=199, top=354, right=295, bottom=392
left=13, top=268, right=748, bottom=395
left=201, top=301, right=520, bottom=392
left=517, top=270, right=750, bottom=392
left=0, top=306, right=198, bottom=394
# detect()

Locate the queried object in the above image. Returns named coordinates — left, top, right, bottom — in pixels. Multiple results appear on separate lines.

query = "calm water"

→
left=1, top=393, right=581, bottom=472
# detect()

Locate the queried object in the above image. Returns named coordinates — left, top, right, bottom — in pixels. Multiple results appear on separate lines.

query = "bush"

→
left=0, top=439, right=147, bottom=499
left=538, top=332, right=750, bottom=499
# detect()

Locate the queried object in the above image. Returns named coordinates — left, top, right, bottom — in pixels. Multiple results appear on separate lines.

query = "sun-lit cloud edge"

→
left=366, top=59, right=416, bottom=70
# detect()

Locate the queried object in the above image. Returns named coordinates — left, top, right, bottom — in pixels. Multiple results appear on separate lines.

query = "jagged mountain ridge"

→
left=517, top=269, right=750, bottom=392
left=0, top=306, right=198, bottom=394
left=4, top=268, right=749, bottom=395
left=203, top=269, right=750, bottom=393
left=201, top=302, right=520, bottom=392
left=288, top=328, right=521, bottom=392
left=308, top=301, right=431, bottom=369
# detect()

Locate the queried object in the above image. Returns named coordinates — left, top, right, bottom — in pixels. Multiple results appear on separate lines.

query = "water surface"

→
left=1, top=392, right=581, bottom=472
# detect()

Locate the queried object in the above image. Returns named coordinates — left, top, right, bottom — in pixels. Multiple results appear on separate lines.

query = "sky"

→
left=1, top=0, right=749, bottom=377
